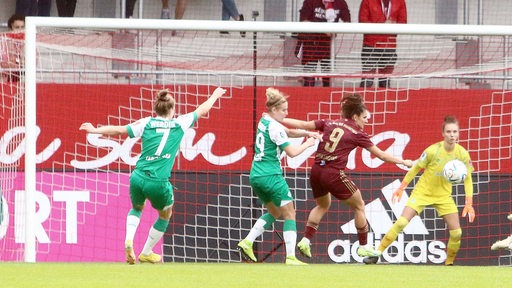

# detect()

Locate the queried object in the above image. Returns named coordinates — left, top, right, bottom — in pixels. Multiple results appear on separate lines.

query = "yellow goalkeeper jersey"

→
left=406, top=141, right=474, bottom=199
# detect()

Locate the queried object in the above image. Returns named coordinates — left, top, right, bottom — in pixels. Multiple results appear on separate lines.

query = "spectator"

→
left=297, top=0, right=351, bottom=87
left=219, top=0, right=244, bottom=37
left=7, top=15, right=25, bottom=31
left=359, top=0, right=407, bottom=88
left=15, top=0, right=51, bottom=16
left=56, top=0, right=77, bottom=17
left=1, top=14, right=25, bottom=82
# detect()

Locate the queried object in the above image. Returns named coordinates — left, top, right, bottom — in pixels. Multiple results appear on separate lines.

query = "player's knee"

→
left=132, top=204, right=144, bottom=211
left=348, top=197, right=365, bottom=213
left=449, top=228, right=462, bottom=242
left=129, top=208, right=142, bottom=218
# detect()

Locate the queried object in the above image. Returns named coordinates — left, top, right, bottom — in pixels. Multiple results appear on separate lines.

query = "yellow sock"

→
left=379, top=216, right=409, bottom=252
left=445, top=228, right=462, bottom=265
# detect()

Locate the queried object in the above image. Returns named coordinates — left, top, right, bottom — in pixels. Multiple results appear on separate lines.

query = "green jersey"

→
left=126, top=113, right=197, bottom=180
left=250, top=115, right=290, bottom=178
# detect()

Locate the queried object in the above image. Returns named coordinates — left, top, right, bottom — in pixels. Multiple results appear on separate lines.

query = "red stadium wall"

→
left=1, top=84, right=511, bottom=264
left=1, top=84, right=510, bottom=173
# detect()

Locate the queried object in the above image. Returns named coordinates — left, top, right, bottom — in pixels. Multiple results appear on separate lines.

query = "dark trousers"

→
left=360, top=45, right=397, bottom=88
left=303, top=59, right=331, bottom=87
left=56, top=0, right=77, bottom=17
left=125, top=0, right=138, bottom=18
left=16, top=0, right=51, bottom=16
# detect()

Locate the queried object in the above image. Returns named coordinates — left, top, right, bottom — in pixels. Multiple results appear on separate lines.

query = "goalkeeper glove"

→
left=392, top=181, right=408, bottom=204
left=462, top=196, right=475, bottom=223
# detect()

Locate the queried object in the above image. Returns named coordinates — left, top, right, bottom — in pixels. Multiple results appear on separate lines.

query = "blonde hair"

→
left=265, top=87, right=288, bottom=111
left=154, top=89, right=175, bottom=117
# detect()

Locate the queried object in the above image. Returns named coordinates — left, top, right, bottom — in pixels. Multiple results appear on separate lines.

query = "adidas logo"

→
left=341, top=179, right=428, bottom=235
left=332, top=180, right=448, bottom=264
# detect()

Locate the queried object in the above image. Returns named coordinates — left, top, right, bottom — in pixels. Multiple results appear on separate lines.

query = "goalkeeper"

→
left=364, top=115, right=475, bottom=266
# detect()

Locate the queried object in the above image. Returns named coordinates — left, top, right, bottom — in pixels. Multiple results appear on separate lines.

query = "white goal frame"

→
left=23, top=16, right=512, bottom=262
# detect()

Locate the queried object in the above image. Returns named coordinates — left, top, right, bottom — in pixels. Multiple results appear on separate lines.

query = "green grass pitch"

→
left=0, top=262, right=509, bottom=288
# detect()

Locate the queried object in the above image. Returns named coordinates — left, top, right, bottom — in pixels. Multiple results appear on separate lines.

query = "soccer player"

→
left=490, top=213, right=512, bottom=251
left=79, top=87, right=227, bottom=264
left=363, top=115, right=476, bottom=265
left=237, top=87, right=321, bottom=265
left=279, top=93, right=413, bottom=260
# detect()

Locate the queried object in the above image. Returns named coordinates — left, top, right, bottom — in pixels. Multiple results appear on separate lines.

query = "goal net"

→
left=1, top=17, right=511, bottom=265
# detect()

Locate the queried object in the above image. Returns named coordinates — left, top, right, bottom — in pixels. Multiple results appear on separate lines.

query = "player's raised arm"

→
left=194, top=87, right=227, bottom=118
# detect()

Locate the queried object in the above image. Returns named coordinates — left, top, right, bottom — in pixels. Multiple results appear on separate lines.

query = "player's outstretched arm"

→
left=194, top=87, right=227, bottom=118
left=79, top=122, right=127, bottom=136
left=285, top=128, right=322, bottom=140
left=280, top=118, right=316, bottom=130
left=367, top=145, right=413, bottom=167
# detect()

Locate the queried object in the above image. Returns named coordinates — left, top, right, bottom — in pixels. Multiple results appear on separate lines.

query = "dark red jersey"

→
left=313, top=118, right=374, bottom=170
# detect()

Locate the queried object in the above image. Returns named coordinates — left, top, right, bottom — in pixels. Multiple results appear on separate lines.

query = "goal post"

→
left=4, top=16, right=511, bottom=264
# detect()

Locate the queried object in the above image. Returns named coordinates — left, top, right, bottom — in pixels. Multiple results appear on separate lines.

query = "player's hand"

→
left=462, top=196, right=475, bottom=223
left=402, top=159, right=413, bottom=168
left=391, top=188, right=403, bottom=204
left=307, top=131, right=323, bottom=141
left=304, top=136, right=317, bottom=147
left=392, top=181, right=408, bottom=204
left=211, top=87, right=227, bottom=99
left=79, top=122, right=95, bottom=133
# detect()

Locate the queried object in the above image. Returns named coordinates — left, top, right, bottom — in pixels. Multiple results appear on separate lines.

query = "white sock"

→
left=284, top=230, right=297, bottom=257
left=125, top=214, right=140, bottom=242
left=245, top=218, right=266, bottom=242
left=141, top=227, right=164, bottom=255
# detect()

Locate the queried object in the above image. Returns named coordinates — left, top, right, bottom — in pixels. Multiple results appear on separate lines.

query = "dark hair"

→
left=442, top=115, right=459, bottom=131
left=265, top=87, right=288, bottom=110
left=8, top=14, right=25, bottom=30
left=340, top=93, right=366, bottom=119
left=154, top=90, right=175, bottom=117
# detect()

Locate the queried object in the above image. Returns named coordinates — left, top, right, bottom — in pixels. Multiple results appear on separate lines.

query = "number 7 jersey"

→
left=126, top=113, right=197, bottom=180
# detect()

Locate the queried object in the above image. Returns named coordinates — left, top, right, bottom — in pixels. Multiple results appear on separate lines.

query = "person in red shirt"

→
left=1, top=14, right=25, bottom=82
left=297, top=0, right=351, bottom=87
left=280, top=93, right=413, bottom=260
left=359, top=0, right=407, bottom=88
